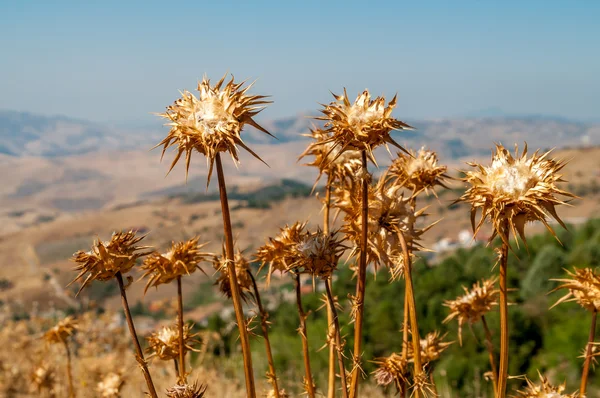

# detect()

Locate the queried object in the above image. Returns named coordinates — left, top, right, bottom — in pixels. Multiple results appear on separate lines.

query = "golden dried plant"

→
left=145, top=324, right=201, bottom=361
left=43, top=316, right=78, bottom=345
left=458, top=144, right=574, bottom=245
left=140, top=237, right=212, bottom=293
left=31, top=363, right=55, bottom=395
left=385, top=147, right=449, bottom=195
left=97, top=372, right=125, bottom=398
left=372, top=352, right=409, bottom=387
left=70, top=230, right=150, bottom=295
left=165, top=381, right=207, bottom=398
left=551, top=267, right=600, bottom=312
left=255, top=221, right=308, bottom=283
left=316, top=89, right=413, bottom=164
left=443, top=277, right=499, bottom=344
left=213, top=248, right=253, bottom=301
left=289, top=228, right=345, bottom=279
left=156, top=74, right=272, bottom=182
left=410, top=372, right=437, bottom=398
left=267, top=389, right=290, bottom=398
left=413, top=331, right=454, bottom=364
left=512, top=371, right=577, bottom=397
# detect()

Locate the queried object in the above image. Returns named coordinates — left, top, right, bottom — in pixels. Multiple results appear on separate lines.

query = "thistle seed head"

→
left=43, top=316, right=78, bottom=345
left=551, top=267, right=600, bottom=312
left=386, top=147, right=449, bottom=195
left=165, top=382, right=207, bottom=398
left=97, top=372, right=125, bottom=398
left=213, top=248, right=253, bottom=301
left=146, top=324, right=200, bottom=361
left=512, top=371, right=576, bottom=397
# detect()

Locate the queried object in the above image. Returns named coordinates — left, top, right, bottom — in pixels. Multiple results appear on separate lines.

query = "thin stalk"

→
left=325, top=278, right=349, bottom=398
left=115, top=272, right=158, bottom=398
left=481, top=315, right=498, bottom=394
left=215, top=153, right=256, bottom=397
left=323, top=179, right=337, bottom=398
left=294, top=274, right=316, bottom=397
left=173, top=359, right=179, bottom=377
left=580, top=309, right=597, bottom=396
left=176, top=276, right=186, bottom=383
left=248, top=270, right=280, bottom=397
left=398, top=231, right=423, bottom=398
left=496, top=221, right=510, bottom=398
left=63, top=340, right=75, bottom=398
left=349, top=150, right=369, bottom=398
left=429, top=365, right=438, bottom=396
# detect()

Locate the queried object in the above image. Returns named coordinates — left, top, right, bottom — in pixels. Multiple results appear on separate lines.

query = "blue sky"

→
left=1, top=0, right=599, bottom=124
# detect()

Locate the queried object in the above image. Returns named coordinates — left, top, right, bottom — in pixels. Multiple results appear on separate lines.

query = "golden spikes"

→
left=551, top=267, right=600, bottom=312
left=512, top=371, right=577, bottom=397
left=317, top=89, right=413, bottom=164
left=69, top=230, right=150, bottom=295
left=385, top=147, right=449, bottom=195
left=43, top=316, right=78, bottom=345
left=212, top=248, right=253, bottom=301
left=412, top=331, right=454, bottom=365
left=458, top=143, right=574, bottom=246
left=31, top=363, right=55, bottom=395
left=97, top=372, right=125, bottom=398
left=140, top=237, right=212, bottom=293
left=410, top=372, right=437, bottom=398
left=289, top=228, right=346, bottom=279
left=267, top=389, right=289, bottom=398
left=165, top=381, right=207, bottom=398
left=145, top=324, right=201, bottom=361
left=156, top=74, right=272, bottom=183
left=443, top=278, right=499, bottom=344
left=372, top=353, right=409, bottom=387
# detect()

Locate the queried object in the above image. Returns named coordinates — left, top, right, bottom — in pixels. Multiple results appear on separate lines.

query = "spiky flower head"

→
left=443, top=277, right=499, bottom=344
left=411, top=331, right=454, bottom=364
left=97, top=372, right=125, bottom=398
left=372, top=353, right=409, bottom=387
left=146, top=324, right=200, bottom=361
left=140, top=237, right=211, bottom=293
left=156, top=74, right=272, bottom=182
left=212, top=248, right=253, bottom=301
left=386, top=147, right=449, bottom=195
left=267, top=389, right=289, bottom=398
left=165, top=382, right=207, bottom=398
left=334, top=177, right=428, bottom=271
left=70, top=231, right=150, bottom=295
left=459, top=144, right=574, bottom=245
left=551, top=267, right=600, bottom=312
left=411, top=372, right=437, bottom=398
left=290, top=228, right=345, bottom=279
left=31, top=363, right=55, bottom=394
left=299, top=127, right=363, bottom=186
left=255, top=221, right=308, bottom=284
left=512, top=371, right=577, bottom=397
left=317, top=89, right=412, bottom=164
left=43, top=316, right=78, bottom=345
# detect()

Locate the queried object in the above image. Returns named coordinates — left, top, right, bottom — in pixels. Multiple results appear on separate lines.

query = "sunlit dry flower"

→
left=372, top=353, right=409, bottom=387
left=31, top=363, right=55, bottom=395
left=140, top=238, right=211, bottom=293
left=70, top=231, right=150, bottom=295
left=512, top=371, right=577, bottom=397
left=156, top=74, right=272, bottom=182
left=97, top=372, right=125, bottom=398
left=267, top=389, right=289, bottom=398
left=411, top=331, right=454, bottom=364
left=385, top=147, right=449, bottom=195
left=458, top=144, right=574, bottom=245
left=43, top=316, right=78, bottom=345
left=290, top=228, right=345, bottom=279
left=411, top=372, right=437, bottom=398
left=317, top=89, right=412, bottom=164
left=551, top=267, right=600, bottom=312
left=165, top=381, right=207, bottom=398
left=443, top=278, right=499, bottom=344
left=255, top=221, right=308, bottom=283
left=146, top=324, right=200, bottom=361
left=213, top=247, right=253, bottom=301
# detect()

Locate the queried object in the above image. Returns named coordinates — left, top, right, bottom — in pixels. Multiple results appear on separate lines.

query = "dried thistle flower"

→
left=97, top=372, right=125, bottom=398
left=43, top=316, right=78, bottom=345
left=372, top=353, right=409, bottom=387
left=156, top=74, right=272, bottom=182
left=267, top=389, right=289, bottom=398
left=31, top=363, right=55, bottom=395
left=385, top=147, right=449, bottom=195
left=146, top=324, right=200, bottom=361
left=70, top=231, right=150, bottom=295
left=290, top=228, right=345, bottom=279
left=458, top=144, right=574, bottom=245
left=551, top=267, right=600, bottom=312
left=512, top=371, right=577, bottom=397
left=213, top=247, right=253, bottom=301
left=255, top=221, right=308, bottom=283
left=165, top=382, right=207, bottom=398
left=412, top=331, right=454, bottom=364
left=317, top=89, right=413, bottom=164
left=140, top=238, right=211, bottom=293
left=443, top=278, right=499, bottom=344
left=411, top=372, right=437, bottom=398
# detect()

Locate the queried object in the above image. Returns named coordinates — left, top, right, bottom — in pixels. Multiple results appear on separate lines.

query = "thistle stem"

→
left=496, top=222, right=510, bottom=398
left=580, top=309, right=597, bottom=396
left=215, top=153, right=256, bottom=398
left=325, top=278, right=349, bottom=398
left=63, top=340, right=75, bottom=398
left=349, top=150, right=369, bottom=398
left=294, top=274, right=316, bottom=397
left=323, top=179, right=337, bottom=398
left=248, top=269, right=280, bottom=397
left=481, top=315, right=498, bottom=394
left=176, top=276, right=186, bottom=383
left=115, top=272, right=158, bottom=398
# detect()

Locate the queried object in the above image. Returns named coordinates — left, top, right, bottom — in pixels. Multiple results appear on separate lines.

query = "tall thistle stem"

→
left=115, top=272, right=158, bottom=398
left=63, top=340, right=75, bottom=398
left=325, top=279, right=349, bottom=398
left=400, top=296, right=409, bottom=398
left=215, top=153, right=256, bottom=397
left=294, top=274, right=316, bottom=397
left=481, top=315, right=498, bottom=394
left=580, top=309, right=597, bottom=396
left=323, top=179, right=338, bottom=398
left=496, top=221, right=510, bottom=398
left=248, top=270, right=280, bottom=397
left=349, top=150, right=369, bottom=398
left=176, top=276, right=186, bottom=383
